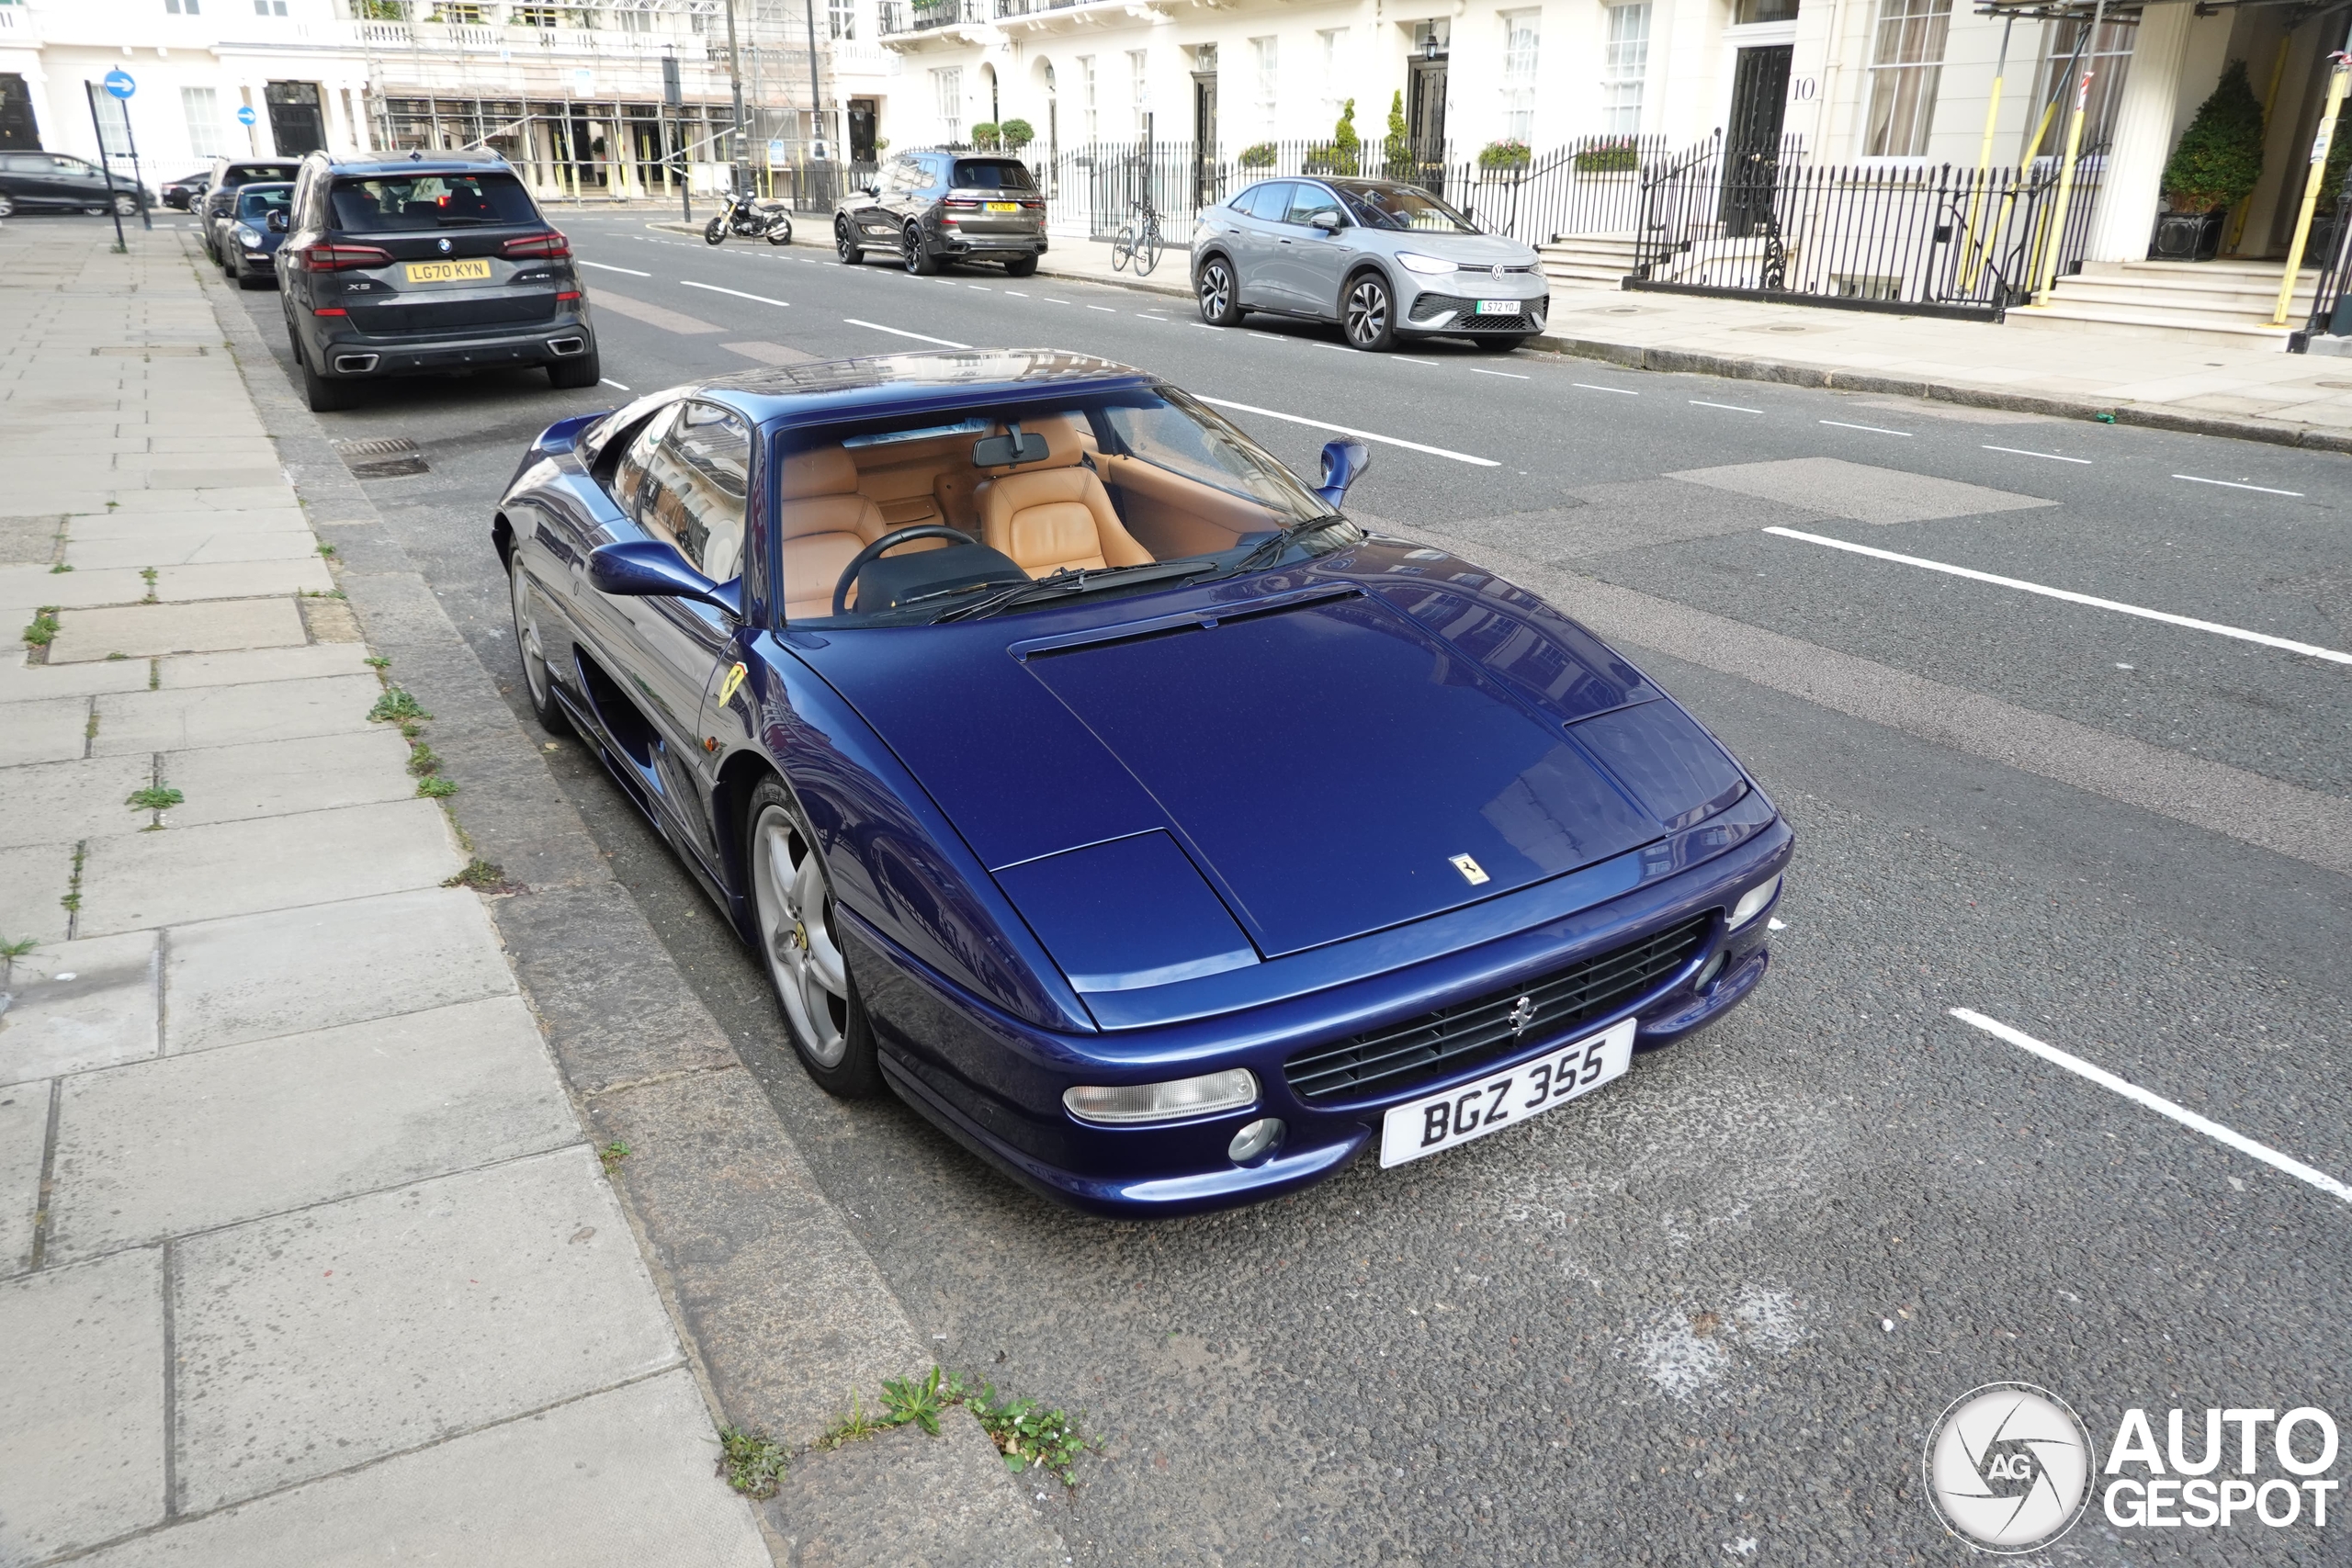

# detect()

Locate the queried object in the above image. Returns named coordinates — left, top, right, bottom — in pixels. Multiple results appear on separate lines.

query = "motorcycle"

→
left=704, top=192, right=794, bottom=246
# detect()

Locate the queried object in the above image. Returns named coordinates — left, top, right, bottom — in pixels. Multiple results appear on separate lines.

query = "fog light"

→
left=1064, top=1068, right=1258, bottom=1126
left=1692, top=950, right=1728, bottom=992
left=1228, top=1117, right=1284, bottom=1164
left=1728, top=873, right=1781, bottom=931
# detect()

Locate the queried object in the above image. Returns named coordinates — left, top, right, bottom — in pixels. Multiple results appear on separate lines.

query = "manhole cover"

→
left=332, top=436, right=429, bottom=478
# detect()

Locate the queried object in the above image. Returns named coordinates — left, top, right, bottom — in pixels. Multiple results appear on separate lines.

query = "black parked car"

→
left=218, top=181, right=291, bottom=290
left=833, top=149, right=1045, bottom=276
left=200, top=158, right=302, bottom=262
left=277, top=150, right=598, bottom=412
left=162, top=170, right=211, bottom=211
left=0, top=152, right=147, bottom=218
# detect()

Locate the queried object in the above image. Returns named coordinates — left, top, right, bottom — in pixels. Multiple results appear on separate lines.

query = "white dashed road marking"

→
left=577, top=260, right=651, bottom=276
left=1951, top=1009, right=2352, bottom=1206
left=599, top=378, right=632, bottom=391
left=2173, top=473, right=2304, bottom=497
left=1690, top=400, right=1761, bottom=414
left=682, top=280, right=789, bottom=308
left=841, top=318, right=970, bottom=348
left=1198, top=397, right=1499, bottom=467
left=1469, top=367, right=1529, bottom=379
left=1574, top=382, right=1638, bottom=395
left=1984, top=445, right=2091, bottom=464
left=1819, top=420, right=1912, bottom=436
left=1763, top=526, right=2352, bottom=665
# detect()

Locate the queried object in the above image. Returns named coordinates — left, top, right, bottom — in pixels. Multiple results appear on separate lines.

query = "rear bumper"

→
left=310, top=310, right=594, bottom=377
left=937, top=231, right=1046, bottom=257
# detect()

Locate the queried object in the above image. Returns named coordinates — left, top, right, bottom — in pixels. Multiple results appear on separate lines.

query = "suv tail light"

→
left=288, top=241, right=393, bottom=273
left=942, top=198, right=980, bottom=210
left=501, top=230, right=571, bottom=260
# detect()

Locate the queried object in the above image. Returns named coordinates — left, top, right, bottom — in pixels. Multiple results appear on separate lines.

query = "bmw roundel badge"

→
left=437, top=237, right=453, bottom=254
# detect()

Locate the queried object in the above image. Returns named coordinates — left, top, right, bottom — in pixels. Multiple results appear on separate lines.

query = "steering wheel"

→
left=832, top=525, right=977, bottom=616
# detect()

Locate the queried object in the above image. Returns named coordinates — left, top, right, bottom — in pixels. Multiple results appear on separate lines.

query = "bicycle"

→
left=1111, top=196, right=1163, bottom=277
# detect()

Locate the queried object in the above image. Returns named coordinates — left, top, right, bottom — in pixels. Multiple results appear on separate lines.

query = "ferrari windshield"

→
left=781, top=386, right=1352, bottom=627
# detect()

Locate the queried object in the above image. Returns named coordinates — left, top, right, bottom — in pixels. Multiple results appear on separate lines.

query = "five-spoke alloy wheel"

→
left=748, top=779, right=882, bottom=1097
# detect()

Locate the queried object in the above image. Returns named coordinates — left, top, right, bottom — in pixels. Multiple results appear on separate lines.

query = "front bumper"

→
left=1397, top=273, right=1551, bottom=336
left=854, top=805, right=1790, bottom=1219
left=311, top=309, right=594, bottom=377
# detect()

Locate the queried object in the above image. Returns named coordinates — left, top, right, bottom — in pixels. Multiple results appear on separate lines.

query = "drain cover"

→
left=331, top=436, right=428, bottom=478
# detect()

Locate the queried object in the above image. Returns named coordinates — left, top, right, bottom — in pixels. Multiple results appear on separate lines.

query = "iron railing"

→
left=1628, top=132, right=2102, bottom=320
left=876, top=0, right=988, bottom=32
left=2292, top=169, right=2352, bottom=350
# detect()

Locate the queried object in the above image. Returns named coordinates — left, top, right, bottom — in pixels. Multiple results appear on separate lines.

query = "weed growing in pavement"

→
left=415, top=776, right=458, bottom=799
left=49, top=562, right=71, bottom=574
left=442, top=856, right=507, bottom=891
left=140, top=567, right=157, bottom=604
left=84, top=708, right=97, bottom=743
left=23, top=608, right=59, bottom=648
left=364, top=655, right=390, bottom=670
left=714, top=1428, right=786, bottom=1499
left=816, top=1369, right=1095, bottom=1484
left=127, top=786, right=184, bottom=812
left=406, top=743, right=441, bottom=777
left=368, top=687, right=429, bottom=724
left=596, top=1140, right=631, bottom=1171
left=147, top=660, right=159, bottom=691
left=106, top=651, right=126, bottom=660
left=317, top=543, right=336, bottom=558
left=60, top=840, right=85, bottom=919
left=0, top=936, right=37, bottom=959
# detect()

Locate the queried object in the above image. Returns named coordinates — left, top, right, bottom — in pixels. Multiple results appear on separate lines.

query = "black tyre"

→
left=835, top=215, right=862, bottom=264
left=546, top=349, right=602, bottom=389
left=703, top=217, right=726, bottom=245
left=1196, top=255, right=1242, bottom=326
left=1003, top=255, right=1037, bottom=278
left=294, top=337, right=356, bottom=412
left=1474, top=333, right=1532, bottom=353
left=745, top=776, right=883, bottom=1099
left=507, top=554, right=572, bottom=738
left=1343, top=271, right=1396, bottom=352
left=902, top=221, right=939, bottom=276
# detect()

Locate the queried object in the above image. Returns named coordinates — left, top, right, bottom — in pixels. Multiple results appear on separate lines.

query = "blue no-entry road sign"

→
left=103, top=70, right=136, bottom=101
left=236, top=106, right=257, bottom=127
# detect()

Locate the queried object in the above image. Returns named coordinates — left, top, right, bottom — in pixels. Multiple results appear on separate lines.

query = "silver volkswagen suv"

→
left=1192, top=177, right=1547, bottom=352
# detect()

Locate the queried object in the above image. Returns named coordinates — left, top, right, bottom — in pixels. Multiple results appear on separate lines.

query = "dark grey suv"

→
left=833, top=151, right=1045, bottom=276
left=277, top=152, right=597, bottom=412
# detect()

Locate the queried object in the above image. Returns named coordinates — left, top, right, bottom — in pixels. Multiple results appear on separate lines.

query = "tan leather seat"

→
left=978, top=416, right=1154, bottom=578
left=778, top=447, right=885, bottom=620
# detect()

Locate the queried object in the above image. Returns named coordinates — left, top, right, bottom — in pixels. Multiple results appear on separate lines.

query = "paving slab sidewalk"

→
left=2, top=220, right=1063, bottom=1566
left=1023, top=237, right=2352, bottom=454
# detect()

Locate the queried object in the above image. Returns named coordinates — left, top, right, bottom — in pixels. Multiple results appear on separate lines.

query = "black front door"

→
left=1722, top=45, right=1792, bottom=237
left=0, top=76, right=37, bottom=152
left=1408, top=57, right=1447, bottom=174
left=848, top=99, right=876, bottom=164
left=1192, top=73, right=1217, bottom=208
left=265, top=81, right=326, bottom=157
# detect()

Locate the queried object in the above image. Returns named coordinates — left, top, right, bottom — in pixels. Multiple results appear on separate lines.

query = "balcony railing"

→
left=347, top=18, right=702, bottom=57
left=876, top=0, right=993, bottom=34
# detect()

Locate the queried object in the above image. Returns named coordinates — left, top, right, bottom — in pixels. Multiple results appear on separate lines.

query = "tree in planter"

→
left=1308, top=100, right=1360, bottom=175
left=2161, top=61, right=2264, bottom=217
left=970, top=121, right=1001, bottom=151
left=1383, top=91, right=1412, bottom=177
left=999, top=118, right=1034, bottom=152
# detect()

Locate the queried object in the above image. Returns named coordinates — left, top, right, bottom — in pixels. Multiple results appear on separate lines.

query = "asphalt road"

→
left=215, top=212, right=2352, bottom=1565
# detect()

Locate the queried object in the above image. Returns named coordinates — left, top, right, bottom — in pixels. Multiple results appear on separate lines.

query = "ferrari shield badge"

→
left=1449, top=853, right=1490, bottom=886
left=718, top=661, right=748, bottom=705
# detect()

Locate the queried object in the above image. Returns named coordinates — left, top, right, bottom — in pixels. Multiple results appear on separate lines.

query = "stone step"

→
left=2047, top=280, right=2318, bottom=317
left=2007, top=299, right=2296, bottom=347
left=2081, top=257, right=2319, bottom=282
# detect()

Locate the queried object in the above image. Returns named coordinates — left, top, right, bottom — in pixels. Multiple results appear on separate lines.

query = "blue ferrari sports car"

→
left=493, top=350, right=1790, bottom=1217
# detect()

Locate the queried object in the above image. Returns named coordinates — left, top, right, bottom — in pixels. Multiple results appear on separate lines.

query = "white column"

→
left=2082, top=1, right=2195, bottom=264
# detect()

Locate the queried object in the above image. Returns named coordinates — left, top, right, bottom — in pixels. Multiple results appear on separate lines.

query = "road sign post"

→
left=85, top=81, right=129, bottom=249
left=102, top=70, right=152, bottom=231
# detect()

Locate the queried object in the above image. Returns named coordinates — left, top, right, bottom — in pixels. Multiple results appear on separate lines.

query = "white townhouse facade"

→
left=869, top=0, right=2352, bottom=271
left=0, top=0, right=865, bottom=199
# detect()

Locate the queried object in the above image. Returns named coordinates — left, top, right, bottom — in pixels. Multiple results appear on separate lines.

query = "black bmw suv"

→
left=833, top=150, right=1046, bottom=276
left=277, top=151, right=597, bottom=412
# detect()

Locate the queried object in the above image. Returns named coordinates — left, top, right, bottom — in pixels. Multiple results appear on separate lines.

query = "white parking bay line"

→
left=1395, top=355, right=1439, bottom=367
left=1762, top=526, right=2352, bottom=665
left=1087, top=305, right=1118, bottom=312
left=1951, top=1009, right=2352, bottom=1206
left=1004, top=290, right=1030, bottom=297
left=599, top=377, right=632, bottom=391
left=1469, top=367, right=1529, bottom=379
left=1198, top=397, right=1498, bottom=467
left=682, top=279, right=789, bottom=308
left=1574, top=382, right=1638, bottom=395
left=1984, top=444, right=2091, bottom=464
left=841, top=318, right=971, bottom=348
left=2174, top=473, right=2304, bottom=497
left=1820, top=419, right=1912, bottom=436
left=578, top=260, right=652, bottom=276
left=1042, top=298, right=1072, bottom=304
left=1691, top=400, right=1761, bottom=414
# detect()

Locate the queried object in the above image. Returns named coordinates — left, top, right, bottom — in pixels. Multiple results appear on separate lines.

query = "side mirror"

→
left=266, top=211, right=288, bottom=232
left=587, top=539, right=740, bottom=616
left=1309, top=210, right=1342, bottom=232
left=863, top=183, right=880, bottom=197
left=1316, top=439, right=1370, bottom=508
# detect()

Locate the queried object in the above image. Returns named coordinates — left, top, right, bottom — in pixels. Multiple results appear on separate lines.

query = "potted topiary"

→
left=1306, top=100, right=1359, bottom=175
left=1382, top=91, right=1413, bottom=179
left=969, top=121, right=1001, bottom=151
left=999, top=118, right=1034, bottom=152
left=2154, top=60, right=2264, bottom=262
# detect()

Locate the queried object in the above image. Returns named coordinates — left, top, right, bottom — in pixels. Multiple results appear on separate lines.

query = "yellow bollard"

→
left=2273, top=55, right=2348, bottom=326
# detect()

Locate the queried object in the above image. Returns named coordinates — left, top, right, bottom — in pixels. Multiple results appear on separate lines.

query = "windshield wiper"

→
left=930, top=559, right=1214, bottom=624
left=1227, top=514, right=1351, bottom=575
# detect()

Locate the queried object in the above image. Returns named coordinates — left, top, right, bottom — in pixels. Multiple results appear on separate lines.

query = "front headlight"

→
left=1727, top=874, right=1782, bottom=931
left=1396, top=252, right=1457, bottom=276
left=235, top=225, right=263, bottom=247
left=1064, top=1068, right=1259, bottom=1126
